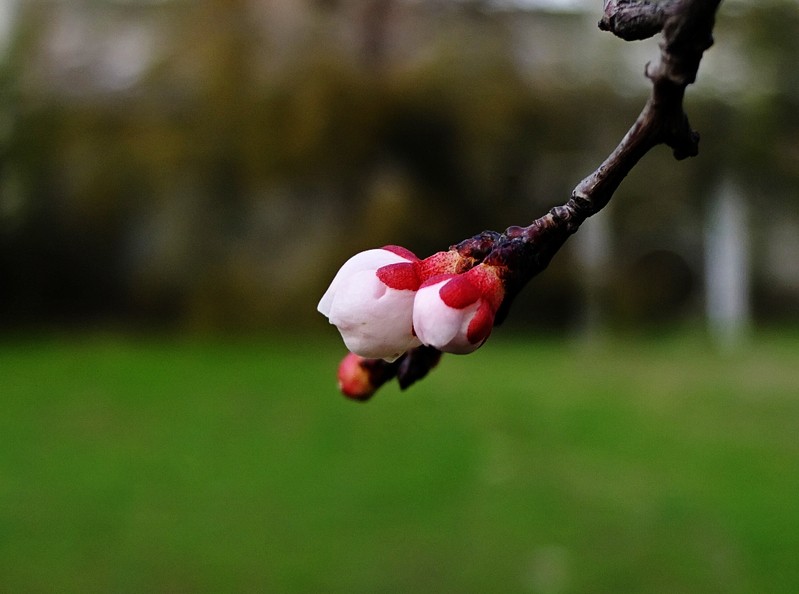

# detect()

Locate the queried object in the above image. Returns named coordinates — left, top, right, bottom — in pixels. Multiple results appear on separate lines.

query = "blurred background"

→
left=2, top=0, right=799, bottom=592
left=1, top=0, right=798, bottom=338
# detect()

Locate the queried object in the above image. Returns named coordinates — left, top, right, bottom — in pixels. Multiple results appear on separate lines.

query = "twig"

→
left=336, top=0, right=724, bottom=396
left=488, top=0, right=723, bottom=322
left=599, top=0, right=679, bottom=41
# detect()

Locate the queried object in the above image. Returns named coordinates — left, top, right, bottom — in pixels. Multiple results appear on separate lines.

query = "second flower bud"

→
left=413, top=265, right=505, bottom=355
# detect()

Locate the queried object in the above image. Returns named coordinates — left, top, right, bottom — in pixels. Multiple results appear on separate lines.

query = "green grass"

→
left=1, top=331, right=798, bottom=593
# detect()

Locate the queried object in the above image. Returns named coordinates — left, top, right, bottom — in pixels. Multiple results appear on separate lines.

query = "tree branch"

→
left=493, top=0, right=722, bottom=315
left=332, top=0, right=724, bottom=397
left=599, top=0, right=679, bottom=41
left=578, top=0, right=719, bottom=210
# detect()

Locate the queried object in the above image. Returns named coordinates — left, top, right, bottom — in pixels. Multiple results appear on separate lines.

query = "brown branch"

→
left=337, top=0, right=724, bottom=397
left=599, top=0, right=678, bottom=41
left=573, top=0, right=720, bottom=219
left=486, top=0, right=722, bottom=324
left=447, top=0, right=721, bottom=374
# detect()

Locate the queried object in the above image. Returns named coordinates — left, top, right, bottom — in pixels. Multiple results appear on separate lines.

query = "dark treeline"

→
left=1, top=0, right=797, bottom=333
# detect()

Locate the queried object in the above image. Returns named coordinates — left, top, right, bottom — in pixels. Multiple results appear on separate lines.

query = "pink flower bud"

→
left=337, top=352, right=377, bottom=400
left=412, top=265, right=504, bottom=354
left=318, top=246, right=422, bottom=362
left=336, top=352, right=394, bottom=400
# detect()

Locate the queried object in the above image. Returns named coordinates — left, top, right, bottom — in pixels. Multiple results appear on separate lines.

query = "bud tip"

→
left=337, top=352, right=378, bottom=401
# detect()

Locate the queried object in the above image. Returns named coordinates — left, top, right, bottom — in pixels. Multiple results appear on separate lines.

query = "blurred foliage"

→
left=0, top=0, right=797, bottom=333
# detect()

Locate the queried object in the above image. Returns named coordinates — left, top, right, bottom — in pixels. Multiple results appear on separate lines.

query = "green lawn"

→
left=1, top=331, right=798, bottom=593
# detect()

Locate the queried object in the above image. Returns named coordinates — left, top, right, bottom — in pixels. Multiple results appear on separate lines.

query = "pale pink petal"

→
left=317, top=248, right=411, bottom=317
left=328, top=269, right=420, bottom=361
left=412, top=274, right=497, bottom=355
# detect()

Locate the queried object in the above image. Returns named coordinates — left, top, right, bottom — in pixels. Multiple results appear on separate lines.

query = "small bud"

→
left=336, top=352, right=397, bottom=401
left=337, top=352, right=378, bottom=400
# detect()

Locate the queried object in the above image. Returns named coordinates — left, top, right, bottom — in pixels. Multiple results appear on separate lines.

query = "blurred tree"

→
left=0, top=0, right=797, bottom=332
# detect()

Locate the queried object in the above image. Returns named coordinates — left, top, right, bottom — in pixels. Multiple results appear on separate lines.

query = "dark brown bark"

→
left=344, top=0, right=725, bottom=396
left=493, top=0, right=722, bottom=318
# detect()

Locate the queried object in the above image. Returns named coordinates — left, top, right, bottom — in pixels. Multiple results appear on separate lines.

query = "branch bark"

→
left=338, top=0, right=725, bottom=396
left=581, top=0, right=720, bottom=207
left=487, top=0, right=722, bottom=322
left=599, top=0, right=678, bottom=41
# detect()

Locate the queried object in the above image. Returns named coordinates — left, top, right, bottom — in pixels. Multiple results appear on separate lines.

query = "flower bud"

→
left=337, top=352, right=395, bottom=400
left=412, top=265, right=504, bottom=354
left=318, top=247, right=422, bottom=362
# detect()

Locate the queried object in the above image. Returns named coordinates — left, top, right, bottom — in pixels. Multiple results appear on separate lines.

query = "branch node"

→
left=599, top=0, right=677, bottom=41
left=670, top=129, right=700, bottom=160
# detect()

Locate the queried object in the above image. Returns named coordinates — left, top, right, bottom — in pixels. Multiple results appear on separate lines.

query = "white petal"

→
left=317, top=248, right=409, bottom=317
left=413, top=280, right=457, bottom=346
left=328, top=270, right=419, bottom=361
left=413, top=280, right=481, bottom=354
left=440, top=300, right=481, bottom=354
